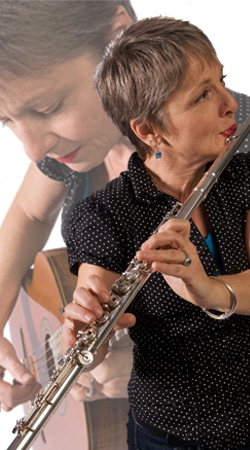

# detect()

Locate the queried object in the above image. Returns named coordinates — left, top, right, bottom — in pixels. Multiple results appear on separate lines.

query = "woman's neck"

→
left=144, top=154, right=212, bottom=238
left=88, top=140, right=134, bottom=196
left=144, top=154, right=207, bottom=203
left=104, top=139, right=134, bottom=181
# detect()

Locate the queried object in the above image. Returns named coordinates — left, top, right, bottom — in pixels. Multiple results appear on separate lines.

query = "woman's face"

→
left=0, top=54, right=123, bottom=172
left=160, top=56, right=238, bottom=166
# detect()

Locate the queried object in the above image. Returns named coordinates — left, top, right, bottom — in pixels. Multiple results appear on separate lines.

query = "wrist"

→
left=203, top=276, right=237, bottom=320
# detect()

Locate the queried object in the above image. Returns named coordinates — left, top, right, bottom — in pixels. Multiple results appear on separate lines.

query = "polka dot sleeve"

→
left=67, top=192, right=129, bottom=276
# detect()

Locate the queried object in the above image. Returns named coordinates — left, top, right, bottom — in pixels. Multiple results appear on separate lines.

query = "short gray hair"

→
left=94, top=16, right=217, bottom=159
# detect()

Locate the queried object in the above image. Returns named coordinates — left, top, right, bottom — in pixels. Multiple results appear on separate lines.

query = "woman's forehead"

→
left=180, top=55, right=222, bottom=88
left=0, top=72, right=66, bottom=115
left=0, top=54, right=96, bottom=114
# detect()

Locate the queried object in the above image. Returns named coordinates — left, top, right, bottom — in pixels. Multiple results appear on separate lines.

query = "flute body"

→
left=7, top=116, right=250, bottom=450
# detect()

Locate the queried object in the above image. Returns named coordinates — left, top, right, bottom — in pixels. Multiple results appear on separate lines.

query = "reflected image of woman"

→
left=0, top=0, right=136, bottom=417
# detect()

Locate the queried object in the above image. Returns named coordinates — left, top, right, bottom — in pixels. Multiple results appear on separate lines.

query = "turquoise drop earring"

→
left=155, top=150, right=162, bottom=159
left=155, top=144, right=162, bottom=159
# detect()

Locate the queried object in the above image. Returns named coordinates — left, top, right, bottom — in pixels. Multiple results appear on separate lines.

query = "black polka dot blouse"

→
left=67, top=148, right=250, bottom=450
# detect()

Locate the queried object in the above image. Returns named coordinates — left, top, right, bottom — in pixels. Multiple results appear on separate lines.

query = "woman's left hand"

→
left=136, top=218, right=218, bottom=309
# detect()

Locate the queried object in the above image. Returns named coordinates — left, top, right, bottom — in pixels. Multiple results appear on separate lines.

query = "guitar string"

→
left=28, top=351, right=61, bottom=373
left=23, top=327, right=64, bottom=382
left=28, top=357, right=61, bottom=385
left=26, top=355, right=61, bottom=380
left=25, top=326, right=63, bottom=361
left=27, top=354, right=61, bottom=378
left=27, top=355, right=62, bottom=387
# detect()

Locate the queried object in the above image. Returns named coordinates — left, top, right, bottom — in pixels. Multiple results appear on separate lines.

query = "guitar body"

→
left=9, top=248, right=129, bottom=450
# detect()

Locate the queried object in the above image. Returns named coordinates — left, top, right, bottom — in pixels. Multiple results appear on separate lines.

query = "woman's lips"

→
left=220, top=124, right=237, bottom=138
left=57, top=147, right=80, bottom=163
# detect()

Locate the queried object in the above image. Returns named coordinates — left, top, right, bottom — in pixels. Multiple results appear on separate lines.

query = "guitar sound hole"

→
left=45, top=333, right=56, bottom=378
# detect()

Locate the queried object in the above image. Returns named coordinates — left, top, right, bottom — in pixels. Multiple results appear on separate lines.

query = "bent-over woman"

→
left=0, top=0, right=136, bottom=415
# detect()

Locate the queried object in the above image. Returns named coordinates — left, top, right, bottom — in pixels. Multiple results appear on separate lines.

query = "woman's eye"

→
left=41, top=107, right=58, bottom=116
left=198, top=90, right=208, bottom=102
left=0, top=118, right=10, bottom=127
left=39, top=108, right=56, bottom=117
left=220, top=74, right=227, bottom=85
left=39, top=99, right=64, bottom=117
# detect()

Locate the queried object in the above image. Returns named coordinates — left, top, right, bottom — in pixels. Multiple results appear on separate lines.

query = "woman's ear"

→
left=130, top=118, right=161, bottom=147
left=110, top=5, right=133, bottom=40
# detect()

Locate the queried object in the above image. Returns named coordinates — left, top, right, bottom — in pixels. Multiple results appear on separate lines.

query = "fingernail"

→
left=84, top=312, right=96, bottom=321
left=141, top=241, right=149, bottom=250
left=94, top=306, right=103, bottom=318
left=100, top=292, right=110, bottom=302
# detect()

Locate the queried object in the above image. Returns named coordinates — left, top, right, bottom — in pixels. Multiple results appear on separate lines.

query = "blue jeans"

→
left=127, top=410, right=250, bottom=450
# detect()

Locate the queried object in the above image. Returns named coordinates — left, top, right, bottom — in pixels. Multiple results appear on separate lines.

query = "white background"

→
left=1, top=0, right=250, bottom=447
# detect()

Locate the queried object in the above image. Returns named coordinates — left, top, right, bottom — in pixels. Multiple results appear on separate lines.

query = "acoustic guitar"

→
left=9, top=248, right=129, bottom=450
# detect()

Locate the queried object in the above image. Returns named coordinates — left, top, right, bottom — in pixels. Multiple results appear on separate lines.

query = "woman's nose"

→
left=219, top=88, right=238, bottom=118
left=12, top=120, right=59, bottom=161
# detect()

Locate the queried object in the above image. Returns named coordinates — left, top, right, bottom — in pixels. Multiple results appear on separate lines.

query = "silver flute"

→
left=6, top=116, right=250, bottom=450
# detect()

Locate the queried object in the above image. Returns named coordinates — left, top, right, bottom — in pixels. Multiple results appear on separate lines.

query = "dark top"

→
left=36, top=90, right=250, bottom=243
left=36, top=159, right=88, bottom=242
left=67, top=150, right=250, bottom=450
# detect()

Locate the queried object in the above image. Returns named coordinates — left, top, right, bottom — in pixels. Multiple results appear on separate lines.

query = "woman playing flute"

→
left=63, top=16, right=250, bottom=450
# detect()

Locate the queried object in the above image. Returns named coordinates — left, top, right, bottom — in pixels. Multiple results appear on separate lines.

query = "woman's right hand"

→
left=0, top=336, right=41, bottom=411
left=61, top=266, right=136, bottom=370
